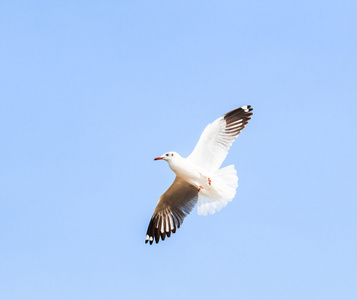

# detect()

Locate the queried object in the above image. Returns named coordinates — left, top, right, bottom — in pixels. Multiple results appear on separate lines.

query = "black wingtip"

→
left=223, top=105, right=253, bottom=134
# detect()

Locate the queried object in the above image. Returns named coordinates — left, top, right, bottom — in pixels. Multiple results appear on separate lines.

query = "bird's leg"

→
left=196, top=176, right=211, bottom=191
left=203, top=176, right=212, bottom=186
left=192, top=179, right=204, bottom=191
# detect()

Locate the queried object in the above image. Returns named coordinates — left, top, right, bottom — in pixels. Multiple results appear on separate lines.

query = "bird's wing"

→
left=145, top=177, right=198, bottom=245
left=187, top=105, right=253, bottom=172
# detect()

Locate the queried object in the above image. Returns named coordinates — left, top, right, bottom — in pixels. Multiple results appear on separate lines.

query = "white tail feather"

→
left=197, top=165, right=239, bottom=216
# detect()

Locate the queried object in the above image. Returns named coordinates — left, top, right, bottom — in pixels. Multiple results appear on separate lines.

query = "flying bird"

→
left=145, top=105, right=253, bottom=244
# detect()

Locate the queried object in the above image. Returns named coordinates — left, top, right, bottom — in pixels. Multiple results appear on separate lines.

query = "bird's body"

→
left=146, top=105, right=253, bottom=244
left=166, top=153, right=210, bottom=191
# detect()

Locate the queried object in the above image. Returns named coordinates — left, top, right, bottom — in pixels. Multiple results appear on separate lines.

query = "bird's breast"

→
left=169, top=159, right=202, bottom=184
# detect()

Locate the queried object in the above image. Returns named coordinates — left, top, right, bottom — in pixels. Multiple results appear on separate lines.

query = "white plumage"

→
left=145, top=105, right=253, bottom=244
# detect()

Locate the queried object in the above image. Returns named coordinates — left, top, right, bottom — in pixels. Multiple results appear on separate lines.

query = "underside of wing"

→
left=145, top=177, right=199, bottom=245
left=187, top=105, right=253, bottom=172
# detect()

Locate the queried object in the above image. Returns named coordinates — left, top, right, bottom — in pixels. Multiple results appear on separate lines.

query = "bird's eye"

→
left=171, top=153, right=174, bottom=156
left=166, top=153, right=169, bottom=157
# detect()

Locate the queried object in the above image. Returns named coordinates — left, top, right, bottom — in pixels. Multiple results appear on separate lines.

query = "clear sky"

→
left=1, top=1, right=356, bottom=299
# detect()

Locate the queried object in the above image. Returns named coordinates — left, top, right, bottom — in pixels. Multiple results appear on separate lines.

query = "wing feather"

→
left=145, top=177, right=198, bottom=245
left=187, top=105, right=253, bottom=172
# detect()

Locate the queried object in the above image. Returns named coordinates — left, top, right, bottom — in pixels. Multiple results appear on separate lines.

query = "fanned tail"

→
left=197, top=165, right=239, bottom=216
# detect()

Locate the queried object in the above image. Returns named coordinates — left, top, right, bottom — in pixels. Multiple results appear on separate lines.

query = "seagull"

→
left=145, top=105, right=253, bottom=244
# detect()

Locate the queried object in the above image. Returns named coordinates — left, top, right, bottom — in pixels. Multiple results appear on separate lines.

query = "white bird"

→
left=145, top=105, right=253, bottom=244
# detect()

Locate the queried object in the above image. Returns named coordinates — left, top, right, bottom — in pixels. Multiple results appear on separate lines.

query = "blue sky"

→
left=1, top=1, right=356, bottom=299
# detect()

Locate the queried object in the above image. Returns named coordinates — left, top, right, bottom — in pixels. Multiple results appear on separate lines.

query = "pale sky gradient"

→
left=1, top=1, right=356, bottom=299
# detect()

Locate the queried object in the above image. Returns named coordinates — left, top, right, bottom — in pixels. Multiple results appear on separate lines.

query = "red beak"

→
left=154, top=157, right=163, bottom=160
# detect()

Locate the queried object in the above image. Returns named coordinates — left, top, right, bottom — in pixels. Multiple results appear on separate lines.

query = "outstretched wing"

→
left=145, top=177, right=199, bottom=245
left=187, top=105, right=253, bottom=172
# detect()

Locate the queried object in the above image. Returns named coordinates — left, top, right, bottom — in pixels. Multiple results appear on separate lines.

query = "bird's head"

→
left=154, top=151, right=180, bottom=162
